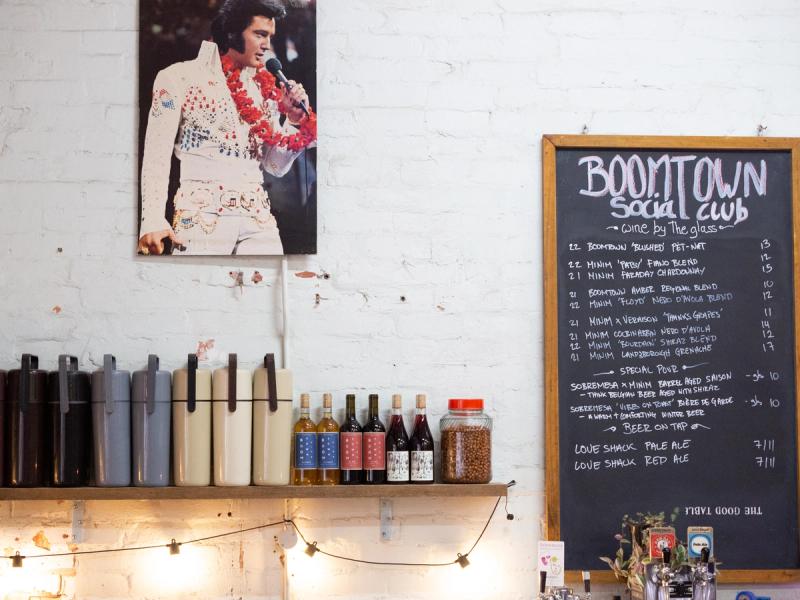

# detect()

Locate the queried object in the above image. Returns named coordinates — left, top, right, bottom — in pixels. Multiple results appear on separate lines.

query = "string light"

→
left=4, top=483, right=513, bottom=570
left=276, top=523, right=298, bottom=549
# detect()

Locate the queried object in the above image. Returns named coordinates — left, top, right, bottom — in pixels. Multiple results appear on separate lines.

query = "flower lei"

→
left=221, top=54, right=317, bottom=153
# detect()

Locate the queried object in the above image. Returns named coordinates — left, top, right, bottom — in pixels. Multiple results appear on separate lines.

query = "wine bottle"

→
left=317, top=393, right=340, bottom=485
left=385, top=394, right=410, bottom=484
left=363, top=393, right=386, bottom=484
left=292, top=393, right=317, bottom=485
left=410, top=394, right=434, bottom=483
left=339, top=394, right=362, bottom=485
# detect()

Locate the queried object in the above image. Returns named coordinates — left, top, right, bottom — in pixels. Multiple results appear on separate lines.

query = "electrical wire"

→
left=4, top=486, right=512, bottom=568
left=182, top=519, right=287, bottom=546
left=287, top=518, right=458, bottom=567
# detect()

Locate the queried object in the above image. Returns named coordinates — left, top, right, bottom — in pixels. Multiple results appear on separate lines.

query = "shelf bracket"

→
left=71, top=500, right=85, bottom=543
left=379, top=498, right=394, bottom=541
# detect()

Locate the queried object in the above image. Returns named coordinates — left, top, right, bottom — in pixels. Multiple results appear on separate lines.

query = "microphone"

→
left=265, top=58, right=310, bottom=117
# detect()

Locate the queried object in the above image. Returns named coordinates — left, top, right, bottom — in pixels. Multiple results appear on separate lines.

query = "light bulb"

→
left=11, top=552, right=24, bottom=568
left=456, top=553, right=470, bottom=568
left=305, top=542, right=318, bottom=557
left=168, top=539, right=181, bottom=555
left=276, top=525, right=298, bottom=549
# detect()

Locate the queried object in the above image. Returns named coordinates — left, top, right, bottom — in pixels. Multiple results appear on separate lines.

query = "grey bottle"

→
left=91, top=354, right=131, bottom=487
left=132, top=354, right=171, bottom=486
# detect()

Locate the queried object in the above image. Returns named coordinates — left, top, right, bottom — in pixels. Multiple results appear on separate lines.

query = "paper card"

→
left=649, top=527, right=676, bottom=559
left=537, top=540, right=565, bottom=587
left=687, top=526, right=714, bottom=559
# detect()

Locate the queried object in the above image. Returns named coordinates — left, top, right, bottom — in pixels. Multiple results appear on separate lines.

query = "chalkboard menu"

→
left=543, top=136, right=800, bottom=582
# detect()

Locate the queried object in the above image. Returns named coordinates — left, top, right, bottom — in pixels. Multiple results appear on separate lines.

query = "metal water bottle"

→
left=7, top=354, right=47, bottom=487
left=47, top=355, right=92, bottom=486
left=91, top=354, right=131, bottom=487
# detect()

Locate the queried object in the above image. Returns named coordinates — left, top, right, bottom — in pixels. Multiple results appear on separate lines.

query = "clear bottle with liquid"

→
left=386, top=394, right=410, bottom=483
left=292, top=393, right=317, bottom=485
left=410, top=394, right=434, bottom=483
left=317, top=393, right=340, bottom=485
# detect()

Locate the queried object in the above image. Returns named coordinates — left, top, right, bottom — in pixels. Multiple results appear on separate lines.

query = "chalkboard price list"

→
left=753, top=438, right=776, bottom=470
left=761, top=239, right=776, bottom=353
left=552, top=146, right=799, bottom=571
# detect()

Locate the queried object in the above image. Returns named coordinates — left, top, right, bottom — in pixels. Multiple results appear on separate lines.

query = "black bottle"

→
left=362, top=394, right=386, bottom=484
left=339, top=394, right=363, bottom=484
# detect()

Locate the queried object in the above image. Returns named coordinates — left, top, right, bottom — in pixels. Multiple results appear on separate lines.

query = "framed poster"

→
left=138, top=0, right=317, bottom=256
left=543, top=134, right=800, bottom=583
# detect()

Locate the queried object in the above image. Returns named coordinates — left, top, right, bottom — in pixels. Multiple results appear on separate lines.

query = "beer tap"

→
left=655, top=548, right=674, bottom=600
left=539, top=570, right=552, bottom=600
left=692, top=547, right=716, bottom=600
left=582, top=570, right=592, bottom=600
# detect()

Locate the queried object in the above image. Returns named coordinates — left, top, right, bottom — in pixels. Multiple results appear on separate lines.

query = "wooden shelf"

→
left=0, top=482, right=508, bottom=501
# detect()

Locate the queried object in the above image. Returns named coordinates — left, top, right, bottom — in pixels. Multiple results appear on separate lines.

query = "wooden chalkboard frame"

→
left=543, top=134, right=800, bottom=584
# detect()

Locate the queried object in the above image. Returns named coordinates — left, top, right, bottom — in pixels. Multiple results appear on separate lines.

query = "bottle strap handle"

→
left=187, top=353, right=197, bottom=413
left=146, top=354, right=159, bottom=415
left=19, top=353, right=37, bottom=412
left=265, top=354, right=278, bottom=412
left=58, top=354, right=78, bottom=414
left=103, top=354, right=116, bottom=414
left=228, top=353, right=237, bottom=412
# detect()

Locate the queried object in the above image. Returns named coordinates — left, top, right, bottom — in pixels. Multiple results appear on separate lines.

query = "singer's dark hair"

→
left=211, top=0, right=286, bottom=54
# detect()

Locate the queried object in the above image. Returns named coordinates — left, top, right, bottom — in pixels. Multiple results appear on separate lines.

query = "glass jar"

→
left=440, top=398, right=492, bottom=483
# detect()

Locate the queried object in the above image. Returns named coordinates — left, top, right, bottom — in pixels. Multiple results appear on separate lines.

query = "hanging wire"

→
left=183, top=519, right=287, bottom=546
left=3, top=486, right=513, bottom=568
left=286, top=518, right=457, bottom=567
left=505, top=479, right=516, bottom=520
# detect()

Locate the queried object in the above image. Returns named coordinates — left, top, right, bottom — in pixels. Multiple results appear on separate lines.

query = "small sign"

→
left=649, top=527, right=676, bottom=559
left=537, top=540, right=565, bottom=587
left=688, top=526, right=714, bottom=559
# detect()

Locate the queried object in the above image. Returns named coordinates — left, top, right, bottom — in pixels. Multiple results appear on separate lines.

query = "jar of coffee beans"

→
left=440, top=398, right=492, bottom=483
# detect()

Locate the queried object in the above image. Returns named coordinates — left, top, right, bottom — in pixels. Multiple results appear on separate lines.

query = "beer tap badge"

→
left=687, top=526, right=714, bottom=559
left=537, top=540, right=565, bottom=587
left=649, top=527, right=677, bottom=559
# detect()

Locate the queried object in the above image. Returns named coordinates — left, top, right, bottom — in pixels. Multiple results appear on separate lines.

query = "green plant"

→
left=599, top=509, right=685, bottom=591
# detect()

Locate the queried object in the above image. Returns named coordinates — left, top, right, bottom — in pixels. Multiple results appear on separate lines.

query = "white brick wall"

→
left=0, top=0, right=799, bottom=598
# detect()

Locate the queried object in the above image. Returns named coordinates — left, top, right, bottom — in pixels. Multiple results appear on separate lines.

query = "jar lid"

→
left=449, top=398, right=483, bottom=410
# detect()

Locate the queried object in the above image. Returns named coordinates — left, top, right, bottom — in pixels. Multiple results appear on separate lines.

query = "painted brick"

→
left=1, top=0, right=800, bottom=598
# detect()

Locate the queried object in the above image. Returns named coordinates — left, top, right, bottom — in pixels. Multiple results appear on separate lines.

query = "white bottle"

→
left=212, top=354, right=253, bottom=486
left=252, top=354, right=293, bottom=485
left=172, top=355, right=212, bottom=486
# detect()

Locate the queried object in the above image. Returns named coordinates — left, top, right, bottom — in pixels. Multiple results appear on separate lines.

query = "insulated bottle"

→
left=212, top=353, right=252, bottom=486
left=173, top=354, right=212, bottom=486
left=132, top=355, right=171, bottom=486
left=91, top=354, right=131, bottom=487
left=0, top=369, right=6, bottom=486
left=47, top=355, right=92, bottom=486
left=252, top=353, right=293, bottom=485
left=7, top=354, right=47, bottom=487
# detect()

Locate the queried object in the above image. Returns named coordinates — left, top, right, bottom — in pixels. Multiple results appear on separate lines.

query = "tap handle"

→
left=540, top=571, right=548, bottom=594
left=700, top=547, right=710, bottom=564
left=582, top=571, right=591, bottom=594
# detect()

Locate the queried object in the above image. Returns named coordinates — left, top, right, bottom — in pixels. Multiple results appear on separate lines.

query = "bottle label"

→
left=363, top=432, right=386, bottom=470
left=387, top=451, right=409, bottom=482
left=318, top=432, right=339, bottom=469
left=411, top=450, right=434, bottom=481
left=294, top=432, right=318, bottom=469
left=340, top=432, right=362, bottom=470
